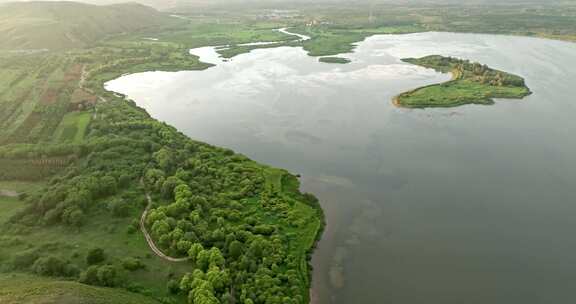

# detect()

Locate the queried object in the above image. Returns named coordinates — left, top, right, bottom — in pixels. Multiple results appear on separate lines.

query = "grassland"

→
left=0, top=185, right=192, bottom=301
left=0, top=274, right=161, bottom=304
left=0, top=196, right=21, bottom=224
left=395, top=55, right=532, bottom=108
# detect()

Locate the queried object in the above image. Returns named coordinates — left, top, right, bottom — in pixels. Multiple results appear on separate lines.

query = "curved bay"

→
left=106, top=32, right=576, bottom=304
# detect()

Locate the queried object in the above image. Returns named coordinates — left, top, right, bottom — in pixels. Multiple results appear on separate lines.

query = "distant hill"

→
left=0, top=0, right=182, bottom=10
left=0, top=1, right=172, bottom=50
left=0, top=274, right=161, bottom=304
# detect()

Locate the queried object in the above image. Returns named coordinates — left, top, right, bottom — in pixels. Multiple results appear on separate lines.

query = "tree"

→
left=188, top=277, right=219, bottom=304
left=248, top=238, right=267, bottom=260
left=108, top=198, right=131, bottom=217
left=65, top=188, right=92, bottom=210
left=174, top=184, right=193, bottom=201
left=146, top=209, right=167, bottom=226
left=162, top=176, right=185, bottom=198
left=154, top=148, right=175, bottom=172
left=196, top=249, right=211, bottom=271
left=209, top=247, right=225, bottom=268
left=189, top=210, right=201, bottom=224
left=62, top=206, right=85, bottom=227
left=145, top=168, right=165, bottom=187
left=167, top=201, right=189, bottom=218
left=177, top=240, right=193, bottom=254
left=206, top=266, right=230, bottom=292
left=188, top=243, right=204, bottom=263
left=100, top=176, right=118, bottom=197
left=229, top=240, right=244, bottom=259
left=151, top=219, right=171, bottom=239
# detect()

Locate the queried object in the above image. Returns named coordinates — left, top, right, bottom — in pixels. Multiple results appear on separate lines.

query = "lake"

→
left=106, top=32, right=576, bottom=304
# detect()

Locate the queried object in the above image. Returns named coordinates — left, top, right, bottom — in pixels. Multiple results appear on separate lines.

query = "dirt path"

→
left=140, top=192, right=189, bottom=263
left=0, top=189, right=19, bottom=198
left=80, top=65, right=107, bottom=103
left=78, top=65, right=87, bottom=89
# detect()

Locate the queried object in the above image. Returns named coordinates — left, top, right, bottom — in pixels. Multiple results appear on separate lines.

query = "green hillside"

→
left=0, top=4, right=324, bottom=304
left=0, top=274, right=161, bottom=304
left=0, top=1, right=173, bottom=50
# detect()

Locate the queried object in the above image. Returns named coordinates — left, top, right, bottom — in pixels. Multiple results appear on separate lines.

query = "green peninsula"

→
left=394, top=55, right=531, bottom=108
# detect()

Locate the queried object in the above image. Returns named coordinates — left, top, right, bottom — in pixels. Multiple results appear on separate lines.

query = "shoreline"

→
left=392, top=96, right=403, bottom=108
left=391, top=63, right=458, bottom=109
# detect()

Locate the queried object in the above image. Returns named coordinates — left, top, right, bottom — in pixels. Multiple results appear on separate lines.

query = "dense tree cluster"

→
left=5, top=97, right=323, bottom=304
left=143, top=140, right=313, bottom=303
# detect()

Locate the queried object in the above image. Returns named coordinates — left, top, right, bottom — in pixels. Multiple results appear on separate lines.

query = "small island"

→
left=319, top=56, right=351, bottom=64
left=394, top=55, right=531, bottom=108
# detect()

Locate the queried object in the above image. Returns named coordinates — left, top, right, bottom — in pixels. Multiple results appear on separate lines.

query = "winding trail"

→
left=141, top=189, right=237, bottom=303
left=140, top=191, right=189, bottom=263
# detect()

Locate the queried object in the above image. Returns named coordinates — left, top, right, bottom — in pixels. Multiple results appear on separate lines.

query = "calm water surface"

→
left=106, top=32, right=576, bottom=304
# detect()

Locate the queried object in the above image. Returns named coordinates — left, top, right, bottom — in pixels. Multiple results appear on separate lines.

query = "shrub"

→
left=121, top=257, right=145, bottom=271
left=167, top=279, right=180, bottom=294
left=11, top=250, right=39, bottom=270
left=79, top=265, right=121, bottom=287
left=32, top=256, right=66, bottom=276
left=96, top=265, right=120, bottom=287
left=86, top=247, right=105, bottom=265
left=108, top=198, right=131, bottom=217
left=79, top=265, right=99, bottom=285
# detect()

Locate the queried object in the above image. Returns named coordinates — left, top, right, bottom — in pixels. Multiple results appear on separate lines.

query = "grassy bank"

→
left=319, top=57, right=351, bottom=64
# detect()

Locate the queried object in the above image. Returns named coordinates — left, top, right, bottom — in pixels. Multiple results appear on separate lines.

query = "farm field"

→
left=52, top=112, right=92, bottom=143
